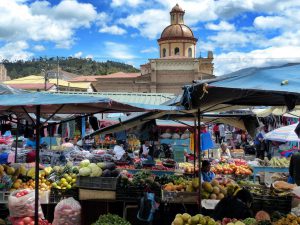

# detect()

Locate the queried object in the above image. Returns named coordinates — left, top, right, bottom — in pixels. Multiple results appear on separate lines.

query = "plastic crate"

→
left=49, top=188, right=79, bottom=203
left=76, top=176, right=118, bottom=190
left=251, top=194, right=292, bottom=214
left=0, top=191, right=10, bottom=203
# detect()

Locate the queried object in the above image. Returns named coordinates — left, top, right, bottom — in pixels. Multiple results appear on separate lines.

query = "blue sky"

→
left=1, top=0, right=300, bottom=75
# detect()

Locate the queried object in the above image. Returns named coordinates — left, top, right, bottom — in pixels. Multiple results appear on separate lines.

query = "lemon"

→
left=67, top=184, right=72, bottom=189
left=66, top=176, right=72, bottom=182
left=60, top=178, right=66, bottom=183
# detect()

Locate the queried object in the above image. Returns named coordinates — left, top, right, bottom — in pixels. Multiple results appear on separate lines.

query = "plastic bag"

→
left=53, top=197, right=81, bottom=225
left=8, top=189, right=44, bottom=218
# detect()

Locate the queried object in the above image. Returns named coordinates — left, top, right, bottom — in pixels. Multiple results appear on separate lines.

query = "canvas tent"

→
left=181, top=63, right=300, bottom=112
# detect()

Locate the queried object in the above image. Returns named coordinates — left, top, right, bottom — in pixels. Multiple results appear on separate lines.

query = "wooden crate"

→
left=161, top=190, right=197, bottom=203
left=79, top=189, right=116, bottom=200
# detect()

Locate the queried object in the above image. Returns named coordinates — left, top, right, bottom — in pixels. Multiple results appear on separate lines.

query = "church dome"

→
left=160, top=24, right=196, bottom=41
left=171, top=3, right=184, bottom=12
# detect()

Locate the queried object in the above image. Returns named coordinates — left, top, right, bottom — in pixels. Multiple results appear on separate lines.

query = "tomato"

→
left=23, top=217, right=33, bottom=224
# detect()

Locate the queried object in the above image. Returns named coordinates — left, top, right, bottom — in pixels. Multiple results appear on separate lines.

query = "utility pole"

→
left=42, top=69, right=47, bottom=91
left=56, top=56, right=59, bottom=92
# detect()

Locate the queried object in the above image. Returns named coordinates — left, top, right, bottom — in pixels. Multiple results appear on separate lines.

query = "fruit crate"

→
left=251, top=193, right=292, bottom=214
left=0, top=191, right=10, bottom=203
left=76, top=176, right=118, bottom=190
left=161, top=190, right=197, bottom=203
left=49, top=188, right=79, bottom=203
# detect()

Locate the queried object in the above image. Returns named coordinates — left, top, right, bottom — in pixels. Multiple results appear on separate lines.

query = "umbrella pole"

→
left=34, top=105, right=41, bottom=225
left=194, top=119, right=197, bottom=177
left=197, top=108, right=202, bottom=212
left=14, top=118, right=19, bottom=163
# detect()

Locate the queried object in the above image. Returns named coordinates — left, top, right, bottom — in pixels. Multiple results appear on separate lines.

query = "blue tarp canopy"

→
left=0, top=92, right=183, bottom=114
left=181, top=63, right=300, bottom=112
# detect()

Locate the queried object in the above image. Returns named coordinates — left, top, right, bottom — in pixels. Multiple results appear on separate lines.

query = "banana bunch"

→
left=269, top=157, right=290, bottom=167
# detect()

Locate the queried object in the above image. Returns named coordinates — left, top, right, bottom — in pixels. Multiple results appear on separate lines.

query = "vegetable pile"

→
left=92, top=213, right=131, bottom=225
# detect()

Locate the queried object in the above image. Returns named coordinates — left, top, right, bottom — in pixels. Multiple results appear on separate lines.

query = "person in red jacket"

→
left=213, top=124, right=220, bottom=144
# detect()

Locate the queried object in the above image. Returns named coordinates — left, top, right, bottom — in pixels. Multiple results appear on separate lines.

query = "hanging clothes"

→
left=201, top=132, right=214, bottom=151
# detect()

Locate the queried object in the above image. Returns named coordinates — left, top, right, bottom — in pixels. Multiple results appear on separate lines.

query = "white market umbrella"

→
left=265, top=123, right=299, bottom=142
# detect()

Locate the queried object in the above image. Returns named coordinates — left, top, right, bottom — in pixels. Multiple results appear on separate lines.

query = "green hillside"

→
left=2, top=57, right=139, bottom=79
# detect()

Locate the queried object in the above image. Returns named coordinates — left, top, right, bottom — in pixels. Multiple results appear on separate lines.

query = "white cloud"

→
left=99, top=25, right=127, bottom=35
left=111, top=0, right=144, bottom=8
left=104, top=42, right=136, bottom=60
left=74, top=51, right=83, bottom=58
left=0, top=41, right=33, bottom=61
left=140, top=47, right=158, bottom=53
left=86, top=54, right=93, bottom=59
left=119, top=0, right=217, bottom=39
left=214, top=46, right=300, bottom=76
left=33, top=45, right=45, bottom=51
left=205, top=21, right=235, bottom=31
left=0, top=0, right=98, bottom=49
left=207, top=31, right=264, bottom=51
left=254, top=16, right=289, bottom=30
left=119, top=9, right=169, bottom=39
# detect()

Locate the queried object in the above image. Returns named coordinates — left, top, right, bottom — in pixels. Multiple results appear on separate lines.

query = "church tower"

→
left=158, top=4, right=197, bottom=58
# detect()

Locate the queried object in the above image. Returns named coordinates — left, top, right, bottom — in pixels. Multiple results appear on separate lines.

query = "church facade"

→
left=71, top=4, right=215, bottom=94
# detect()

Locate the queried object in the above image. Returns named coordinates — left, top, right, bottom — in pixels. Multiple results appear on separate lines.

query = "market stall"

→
left=179, top=63, right=300, bottom=222
left=0, top=90, right=183, bottom=225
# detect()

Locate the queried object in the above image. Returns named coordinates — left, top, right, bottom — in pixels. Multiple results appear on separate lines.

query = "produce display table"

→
left=251, top=166, right=289, bottom=182
left=126, top=169, right=175, bottom=176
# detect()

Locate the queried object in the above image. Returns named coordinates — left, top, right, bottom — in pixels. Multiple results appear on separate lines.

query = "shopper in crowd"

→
left=216, top=143, right=232, bottom=159
left=113, top=140, right=125, bottom=160
left=213, top=188, right=253, bottom=220
left=61, top=137, right=74, bottom=148
left=25, top=133, right=37, bottom=150
left=219, top=124, right=225, bottom=144
left=289, top=151, right=300, bottom=185
left=213, top=124, right=220, bottom=144
left=139, top=141, right=154, bottom=160
left=255, top=126, right=266, bottom=159
left=201, top=160, right=215, bottom=182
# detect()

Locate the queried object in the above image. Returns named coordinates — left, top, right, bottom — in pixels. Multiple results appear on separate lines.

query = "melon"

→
left=255, top=211, right=270, bottom=221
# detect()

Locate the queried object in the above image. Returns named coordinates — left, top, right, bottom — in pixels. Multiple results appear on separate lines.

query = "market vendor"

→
left=201, top=160, right=215, bottom=182
left=213, top=188, right=253, bottom=220
left=289, top=151, right=300, bottom=185
left=24, top=133, right=37, bottom=150
left=216, top=143, right=232, bottom=159
left=61, top=138, right=74, bottom=148
left=139, top=141, right=154, bottom=160
left=113, top=140, right=126, bottom=160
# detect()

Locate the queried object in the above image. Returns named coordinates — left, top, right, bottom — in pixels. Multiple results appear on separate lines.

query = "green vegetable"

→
left=79, top=159, right=90, bottom=168
left=90, top=166, right=102, bottom=177
left=79, top=167, right=91, bottom=176
left=256, top=220, right=272, bottom=225
left=243, top=217, right=256, bottom=225
left=92, top=213, right=131, bottom=225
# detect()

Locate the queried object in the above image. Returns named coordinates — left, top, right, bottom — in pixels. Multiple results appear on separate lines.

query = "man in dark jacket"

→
left=289, top=151, right=300, bottom=185
left=213, top=188, right=253, bottom=221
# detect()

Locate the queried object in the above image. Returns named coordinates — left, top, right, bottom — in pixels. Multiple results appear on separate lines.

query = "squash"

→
left=255, top=211, right=271, bottom=222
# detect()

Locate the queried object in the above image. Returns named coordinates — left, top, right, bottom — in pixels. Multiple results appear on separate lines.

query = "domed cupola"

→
left=158, top=4, right=197, bottom=58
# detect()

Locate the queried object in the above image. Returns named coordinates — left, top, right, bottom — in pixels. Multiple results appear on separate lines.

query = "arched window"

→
left=162, top=48, right=166, bottom=57
left=188, top=48, right=192, bottom=57
left=174, top=47, right=180, bottom=55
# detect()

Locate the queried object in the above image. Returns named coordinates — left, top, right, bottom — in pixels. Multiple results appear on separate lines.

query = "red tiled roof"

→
left=7, top=83, right=55, bottom=90
left=68, top=72, right=141, bottom=82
